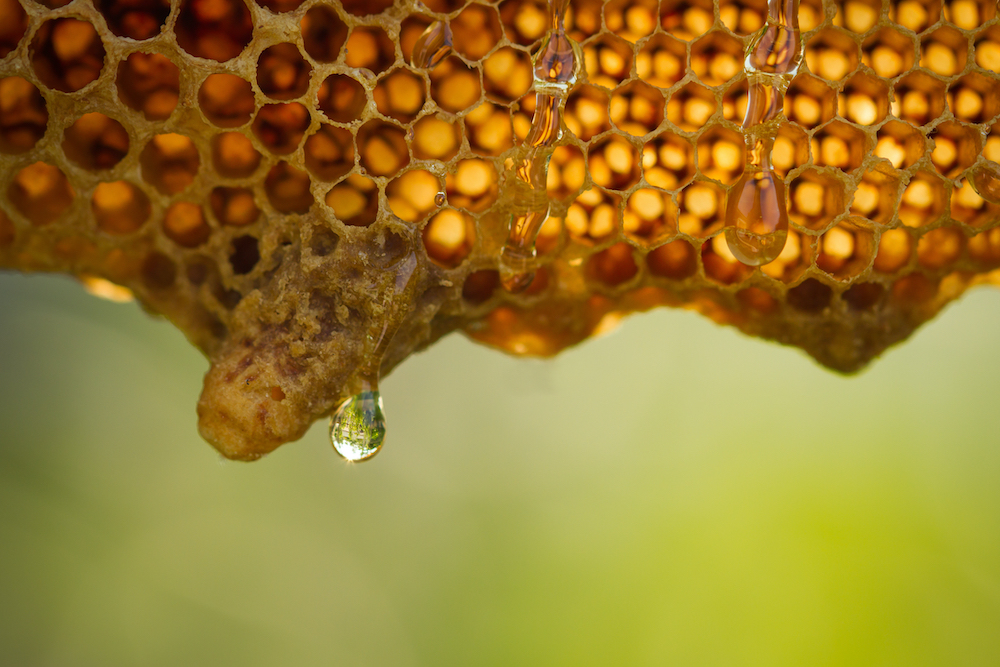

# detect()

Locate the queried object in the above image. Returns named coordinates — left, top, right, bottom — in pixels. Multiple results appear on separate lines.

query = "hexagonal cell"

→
left=0, top=77, right=48, bottom=154
left=451, top=4, right=502, bottom=60
left=948, top=72, right=1000, bottom=124
left=0, top=0, right=27, bottom=58
left=63, top=113, right=129, bottom=171
left=815, top=218, right=876, bottom=280
left=838, top=72, right=890, bottom=126
left=91, top=181, right=150, bottom=235
left=464, top=101, right=513, bottom=156
left=212, top=132, right=261, bottom=179
left=356, top=120, right=409, bottom=178
left=696, top=126, right=744, bottom=183
left=677, top=180, right=725, bottom=237
left=798, top=0, right=825, bottom=30
left=604, top=0, right=659, bottom=42
left=569, top=0, right=605, bottom=40
left=7, top=162, right=74, bottom=226
left=842, top=281, right=884, bottom=310
left=430, top=56, right=482, bottom=113
left=721, top=78, right=748, bottom=123
left=257, top=44, right=311, bottom=101
left=839, top=0, right=882, bottom=33
left=511, top=91, right=536, bottom=142
left=140, top=252, right=177, bottom=291
left=588, top=243, right=639, bottom=287
left=199, top=74, right=255, bottom=128
left=944, top=0, right=990, bottom=28
left=623, top=187, right=678, bottom=245
left=917, top=226, right=964, bottom=269
left=812, top=120, right=868, bottom=172
left=950, top=179, right=998, bottom=227
left=759, top=229, right=809, bottom=282
left=851, top=164, right=902, bottom=225
left=974, top=26, right=1000, bottom=73
left=786, top=277, right=833, bottom=313
left=140, top=134, right=200, bottom=195
left=718, top=0, right=766, bottom=35
left=116, top=53, right=180, bottom=121
left=326, top=174, right=379, bottom=226
left=875, top=120, right=926, bottom=169
left=930, top=120, right=982, bottom=177
left=920, top=26, right=967, bottom=77
left=461, top=269, right=500, bottom=304
left=301, top=6, right=348, bottom=63
left=899, top=170, right=947, bottom=227
left=265, top=162, right=313, bottom=214
left=31, top=18, right=106, bottom=93
left=667, top=81, right=717, bottom=132
left=564, top=187, right=623, bottom=242
left=565, top=85, right=612, bottom=141
left=789, top=169, right=847, bottom=231
left=582, top=34, right=634, bottom=89
left=660, top=0, right=716, bottom=42
left=175, top=0, right=253, bottom=62
left=968, top=227, right=1000, bottom=267
left=690, top=31, right=743, bottom=87
left=785, top=74, right=837, bottom=129
left=317, top=74, right=368, bottom=124
left=229, top=235, right=260, bottom=275
left=547, top=144, right=588, bottom=202
left=636, top=34, right=687, bottom=90
left=423, top=209, right=475, bottom=268
left=255, top=0, right=303, bottom=13
left=252, top=102, right=310, bottom=155
left=588, top=135, right=642, bottom=191
left=499, top=0, right=550, bottom=46
left=387, top=169, right=442, bottom=222
left=890, top=0, right=941, bottom=32
left=703, top=235, right=751, bottom=285
left=446, top=159, right=498, bottom=213
left=610, top=81, right=665, bottom=138
left=482, top=48, right=533, bottom=105
left=641, top=130, right=695, bottom=191
left=93, top=0, right=170, bottom=40
left=411, top=114, right=463, bottom=161
left=892, top=71, right=947, bottom=126
left=162, top=201, right=210, bottom=247
left=344, top=26, right=395, bottom=75
left=862, top=27, right=916, bottom=79
left=340, top=0, right=392, bottom=16
left=304, top=125, right=354, bottom=182
left=772, top=123, right=811, bottom=177
left=805, top=28, right=861, bottom=82
left=646, top=238, right=698, bottom=278
left=210, top=186, right=260, bottom=227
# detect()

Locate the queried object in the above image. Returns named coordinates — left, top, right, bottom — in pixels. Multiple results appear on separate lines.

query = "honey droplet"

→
left=434, top=191, right=446, bottom=206
left=330, top=384, right=386, bottom=462
left=969, top=160, right=1000, bottom=205
left=411, top=21, right=453, bottom=69
left=725, top=169, right=789, bottom=266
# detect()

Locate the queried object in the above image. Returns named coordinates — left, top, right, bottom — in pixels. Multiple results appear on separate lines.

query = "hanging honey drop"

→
left=411, top=21, right=453, bottom=69
left=969, top=160, right=1000, bottom=205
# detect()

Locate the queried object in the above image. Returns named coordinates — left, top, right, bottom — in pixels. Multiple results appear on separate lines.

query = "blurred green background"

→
left=1, top=272, right=998, bottom=666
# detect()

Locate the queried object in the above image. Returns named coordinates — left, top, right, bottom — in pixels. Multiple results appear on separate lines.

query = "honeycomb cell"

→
left=862, top=27, right=916, bottom=79
left=610, top=81, right=665, bottom=138
left=930, top=120, right=981, bottom=178
left=63, top=113, right=129, bottom=171
left=94, top=0, right=170, bottom=40
left=0, top=77, right=48, bottom=154
left=696, top=126, right=744, bottom=183
left=462, top=269, right=500, bottom=303
left=875, top=119, right=926, bottom=169
left=451, top=4, right=502, bottom=60
left=255, top=0, right=302, bottom=13
left=344, top=26, right=395, bottom=75
left=798, top=0, right=824, bottom=30
left=387, top=169, right=442, bottom=222
left=199, top=74, right=255, bottom=128
left=842, top=281, right=884, bottom=310
left=141, top=252, right=177, bottom=290
left=944, top=0, right=988, bottom=28
left=816, top=219, right=876, bottom=280
left=899, top=170, right=946, bottom=227
left=622, top=187, right=678, bottom=245
left=772, top=124, right=811, bottom=176
left=175, top=0, right=253, bottom=62
left=948, top=72, right=1000, bottom=124
left=968, top=227, right=1000, bottom=266
left=7, top=162, right=75, bottom=226
left=588, top=135, right=642, bottom=191
left=140, top=134, right=200, bottom=195
left=951, top=179, right=997, bottom=227
left=446, top=159, right=498, bottom=213
left=920, top=27, right=966, bottom=77
left=423, top=209, right=475, bottom=268
left=804, top=28, right=860, bottom=82
left=789, top=169, right=846, bottom=231
left=660, top=0, right=716, bottom=41
left=565, top=85, right=612, bottom=141
left=30, top=18, right=106, bottom=93
left=430, top=56, right=482, bottom=114
left=564, top=187, right=623, bottom=242
left=499, top=0, right=549, bottom=46
left=851, top=165, right=902, bottom=225
left=92, top=181, right=150, bottom=235
left=718, top=0, right=766, bottom=35
left=839, top=72, right=889, bottom=126
left=303, top=125, right=354, bottom=183
left=917, top=226, right=964, bottom=269
left=326, top=174, right=378, bottom=227
left=786, top=278, right=832, bottom=312
left=587, top=242, right=638, bottom=286
left=229, top=234, right=259, bottom=275
left=163, top=201, right=210, bottom=247
left=265, top=162, right=313, bottom=214
left=890, top=0, right=940, bottom=32
left=301, top=5, right=348, bottom=63
left=117, top=53, right=180, bottom=121
left=547, top=144, right=588, bottom=202
left=676, top=180, right=725, bottom=237
left=411, top=115, right=463, bottom=161
left=842, top=0, right=882, bottom=33
left=483, top=48, right=533, bottom=104
left=0, top=0, right=27, bottom=58
left=667, top=82, right=717, bottom=132
left=374, top=67, right=427, bottom=124
left=570, top=0, right=605, bottom=39
left=975, top=26, right=1000, bottom=73
left=465, top=102, right=513, bottom=156
left=785, top=75, right=837, bottom=129
left=257, top=44, right=311, bottom=101
left=636, top=34, right=687, bottom=89
left=760, top=228, right=807, bottom=281
left=892, top=71, right=947, bottom=126
left=703, top=236, right=749, bottom=285
left=210, top=186, right=260, bottom=227
left=690, top=31, right=743, bottom=87
left=646, top=238, right=698, bottom=278
left=357, top=120, right=408, bottom=177
left=812, top=120, right=868, bottom=172
left=252, top=103, right=310, bottom=155
left=212, top=132, right=261, bottom=178
left=317, top=74, right=368, bottom=124
left=583, top=35, right=634, bottom=89
left=340, top=0, right=392, bottom=16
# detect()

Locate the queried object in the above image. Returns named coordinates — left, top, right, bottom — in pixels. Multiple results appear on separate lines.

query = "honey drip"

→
left=499, top=0, right=582, bottom=292
left=330, top=252, right=419, bottom=462
left=724, top=0, right=802, bottom=266
left=410, top=21, right=453, bottom=69
left=969, top=160, right=1000, bottom=205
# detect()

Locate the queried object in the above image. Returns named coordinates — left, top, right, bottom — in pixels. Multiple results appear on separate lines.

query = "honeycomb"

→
left=1, top=0, right=999, bottom=459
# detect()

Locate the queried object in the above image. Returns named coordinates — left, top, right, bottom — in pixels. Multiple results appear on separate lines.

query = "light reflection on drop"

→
left=969, top=160, right=1000, bottom=205
left=410, top=20, right=453, bottom=69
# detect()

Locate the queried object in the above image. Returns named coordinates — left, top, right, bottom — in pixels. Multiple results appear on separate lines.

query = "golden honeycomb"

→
left=1, top=0, right=999, bottom=459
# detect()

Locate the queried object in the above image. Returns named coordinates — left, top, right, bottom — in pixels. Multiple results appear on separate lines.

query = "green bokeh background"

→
left=1, top=272, right=998, bottom=666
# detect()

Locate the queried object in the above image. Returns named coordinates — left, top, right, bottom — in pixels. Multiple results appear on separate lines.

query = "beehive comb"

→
left=1, top=0, right=998, bottom=459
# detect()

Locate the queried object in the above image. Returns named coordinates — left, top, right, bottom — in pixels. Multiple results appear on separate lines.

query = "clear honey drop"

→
left=411, top=21, right=453, bottom=69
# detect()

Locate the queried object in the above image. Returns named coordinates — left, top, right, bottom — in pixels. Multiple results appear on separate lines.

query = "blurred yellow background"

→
left=1, top=272, right=998, bottom=666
